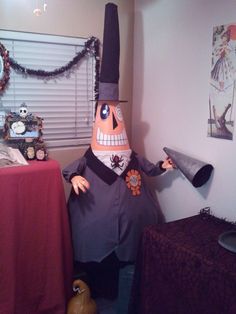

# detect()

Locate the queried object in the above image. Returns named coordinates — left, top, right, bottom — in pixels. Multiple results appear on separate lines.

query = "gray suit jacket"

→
left=62, top=147, right=165, bottom=263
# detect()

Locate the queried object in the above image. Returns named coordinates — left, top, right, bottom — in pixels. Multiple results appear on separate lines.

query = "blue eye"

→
left=100, top=103, right=110, bottom=120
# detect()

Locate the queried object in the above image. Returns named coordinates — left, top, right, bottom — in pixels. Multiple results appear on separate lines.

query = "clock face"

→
left=11, top=121, right=26, bottom=134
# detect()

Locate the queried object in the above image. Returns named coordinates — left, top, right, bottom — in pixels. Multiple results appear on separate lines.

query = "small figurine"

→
left=67, top=280, right=97, bottom=314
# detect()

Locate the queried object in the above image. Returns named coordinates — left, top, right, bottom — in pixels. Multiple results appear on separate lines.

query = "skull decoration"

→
left=19, top=103, right=28, bottom=118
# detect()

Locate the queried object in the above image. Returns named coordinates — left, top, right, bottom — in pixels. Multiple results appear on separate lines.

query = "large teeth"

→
left=96, top=128, right=128, bottom=146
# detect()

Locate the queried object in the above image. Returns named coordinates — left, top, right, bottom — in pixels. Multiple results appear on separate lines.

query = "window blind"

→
left=0, top=30, right=97, bottom=148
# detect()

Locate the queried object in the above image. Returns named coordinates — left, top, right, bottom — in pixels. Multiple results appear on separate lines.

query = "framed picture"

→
left=2, top=108, right=47, bottom=161
left=208, top=23, right=236, bottom=140
left=3, top=114, right=43, bottom=141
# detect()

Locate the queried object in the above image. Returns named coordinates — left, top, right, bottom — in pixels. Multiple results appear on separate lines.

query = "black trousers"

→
left=74, top=252, right=133, bottom=300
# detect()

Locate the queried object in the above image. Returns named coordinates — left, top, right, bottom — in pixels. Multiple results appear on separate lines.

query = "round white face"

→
left=19, top=106, right=28, bottom=118
left=11, top=121, right=26, bottom=134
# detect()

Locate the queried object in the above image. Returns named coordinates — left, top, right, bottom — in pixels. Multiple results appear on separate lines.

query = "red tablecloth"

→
left=129, top=213, right=236, bottom=314
left=0, top=159, right=73, bottom=314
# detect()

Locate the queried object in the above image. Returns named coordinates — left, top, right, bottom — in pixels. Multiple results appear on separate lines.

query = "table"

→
left=129, top=212, right=236, bottom=314
left=0, top=159, right=73, bottom=314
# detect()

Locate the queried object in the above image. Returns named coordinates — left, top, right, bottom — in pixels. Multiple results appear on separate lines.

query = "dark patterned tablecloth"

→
left=129, top=213, right=236, bottom=314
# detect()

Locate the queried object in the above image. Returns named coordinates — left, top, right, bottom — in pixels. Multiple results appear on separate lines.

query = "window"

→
left=0, top=30, right=99, bottom=148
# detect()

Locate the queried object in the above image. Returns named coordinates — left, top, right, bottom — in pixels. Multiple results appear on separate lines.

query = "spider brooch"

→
left=110, top=154, right=124, bottom=170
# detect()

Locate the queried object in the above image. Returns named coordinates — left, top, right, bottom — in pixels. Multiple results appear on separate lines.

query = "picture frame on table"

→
left=3, top=112, right=47, bottom=161
left=3, top=114, right=43, bottom=141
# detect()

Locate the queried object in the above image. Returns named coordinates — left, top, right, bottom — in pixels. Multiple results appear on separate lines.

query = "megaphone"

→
left=163, top=147, right=214, bottom=188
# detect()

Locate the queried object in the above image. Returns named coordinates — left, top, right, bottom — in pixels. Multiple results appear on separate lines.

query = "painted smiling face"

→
left=91, top=100, right=130, bottom=151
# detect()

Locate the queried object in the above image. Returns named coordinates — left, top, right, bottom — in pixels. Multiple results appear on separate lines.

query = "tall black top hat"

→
left=98, top=3, right=126, bottom=102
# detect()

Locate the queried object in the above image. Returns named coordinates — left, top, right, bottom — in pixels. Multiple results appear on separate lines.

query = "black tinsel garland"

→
left=9, top=36, right=100, bottom=100
left=0, top=42, right=10, bottom=92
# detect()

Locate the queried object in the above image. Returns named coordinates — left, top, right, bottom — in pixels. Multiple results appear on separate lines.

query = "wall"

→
left=0, top=0, right=134, bottom=198
left=133, top=0, right=236, bottom=222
